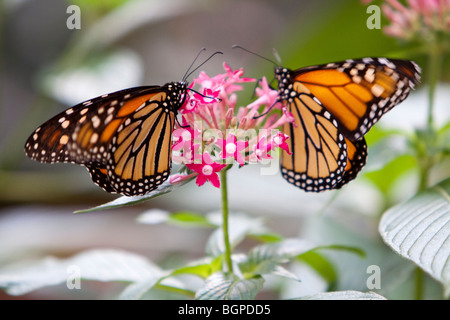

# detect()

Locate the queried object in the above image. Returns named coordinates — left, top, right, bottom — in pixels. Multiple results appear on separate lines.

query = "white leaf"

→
left=76, top=174, right=195, bottom=213
left=249, top=238, right=316, bottom=263
left=195, top=272, right=264, bottom=300
left=379, top=179, right=450, bottom=297
left=136, top=209, right=170, bottom=225
left=119, top=276, right=161, bottom=300
left=0, top=249, right=161, bottom=296
left=298, top=290, right=387, bottom=300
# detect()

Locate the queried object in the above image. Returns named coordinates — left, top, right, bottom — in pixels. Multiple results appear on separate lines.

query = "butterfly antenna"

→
left=184, top=51, right=223, bottom=82
left=253, top=101, right=279, bottom=119
left=233, top=45, right=280, bottom=120
left=272, top=47, right=282, bottom=65
left=232, top=45, right=278, bottom=66
left=183, top=48, right=207, bottom=82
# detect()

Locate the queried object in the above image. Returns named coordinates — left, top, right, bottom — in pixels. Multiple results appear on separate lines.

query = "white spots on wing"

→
left=59, top=135, right=69, bottom=145
left=371, top=84, right=385, bottom=97
left=90, top=133, right=99, bottom=144
left=92, top=115, right=101, bottom=128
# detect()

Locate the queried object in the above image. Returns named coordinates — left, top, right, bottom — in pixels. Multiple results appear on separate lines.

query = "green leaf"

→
left=297, top=251, right=337, bottom=286
left=379, top=178, right=450, bottom=297
left=296, top=290, right=387, bottom=300
left=169, top=211, right=213, bottom=227
left=364, top=126, right=403, bottom=147
left=195, top=272, right=264, bottom=300
left=302, top=213, right=420, bottom=297
left=75, top=175, right=195, bottom=213
left=364, top=154, right=417, bottom=195
left=313, top=244, right=366, bottom=258
left=119, top=276, right=161, bottom=300
left=248, top=239, right=317, bottom=263
left=136, top=209, right=213, bottom=228
left=238, top=239, right=315, bottom=282
left=241, top=240, right=362, bottom=283
left=169, top=256, right=222, bottom=279
left=297, top=245, right=364, bottom=287
left=363, top=132, right=409, bottom=172
left=0, top=249, right=162, bottom=296
left=248, top=232, right=284, bottom=243
left=240, top=259, right=301, bottom=282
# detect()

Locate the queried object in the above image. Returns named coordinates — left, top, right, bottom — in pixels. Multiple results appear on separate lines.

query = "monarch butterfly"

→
left=275, top=57, right=421, bottom=192
left=24, top=50, right=221, bottom=196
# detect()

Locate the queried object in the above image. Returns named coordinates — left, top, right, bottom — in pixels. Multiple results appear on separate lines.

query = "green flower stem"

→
left=220, top=168, right=233, bottom=273
left=414, top=267, right=424, bottom=300
left=426, top=44, right=443, bottom=132
left=414, top=39, right=444, bottom=300
left=417, top=44, right=443, bottom=193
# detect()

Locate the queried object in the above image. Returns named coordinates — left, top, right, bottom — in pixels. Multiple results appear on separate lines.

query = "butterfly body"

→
left=25, top=81, right=188, bottom=196
left=275, top=58, right=421, bottom=192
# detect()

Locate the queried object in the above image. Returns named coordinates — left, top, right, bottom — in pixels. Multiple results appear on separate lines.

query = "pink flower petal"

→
left=208, top=172, right=221, bottom=188
left=196, top=173, right=208, bottom=186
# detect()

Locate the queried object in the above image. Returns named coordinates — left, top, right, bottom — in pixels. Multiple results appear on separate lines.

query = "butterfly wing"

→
left=277, top=57, right=420, bottom=191
left=290, top=58, right=421, bottom=140
left=334, top=137, right=368, bottom=189
left=105, top=92, right=177, bottom=195
left=280, top=91, right=348, bottom=191
left=25, top=83, right=186, bottom=196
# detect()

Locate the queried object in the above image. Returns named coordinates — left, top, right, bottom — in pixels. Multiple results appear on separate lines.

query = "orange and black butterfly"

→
left=25, top=50, right=221, bottom=196
left=275, top=57, right=421, bottom=192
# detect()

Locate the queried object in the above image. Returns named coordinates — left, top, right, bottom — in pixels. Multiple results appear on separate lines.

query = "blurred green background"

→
left=1, top=0, right=449, bottom=299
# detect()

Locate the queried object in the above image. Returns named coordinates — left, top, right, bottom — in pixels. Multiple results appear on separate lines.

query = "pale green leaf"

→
left=75, top=175, right=194, bottom=213
left=119, top=276, right=161, bottom=300
left=297, top=251, right=337, bottom=285
left=169, top=256, right=222, bottom=279
left=248, top=238, right=316, bottom=263
left=297, top=290, right=387, bottom=300
left=169, top=211, right=213, bottom=227
left=0, top=249, right=161, bottom=296
left=379, top=178, right=450, bottom=297
left=195, top=272, right=264, bottom=300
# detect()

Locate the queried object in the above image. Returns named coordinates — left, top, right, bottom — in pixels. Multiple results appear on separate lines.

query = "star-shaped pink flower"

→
left=194, top=88, right=220, bottom=104
left=216, top=134, right=248, bottom=165
left=246, top=77, right=280, bottom=113
left=253, top=137, right=273, bottom=161
left=272, top=132, right=291, bottom=155
left=186, top=153, right=226, bottom=188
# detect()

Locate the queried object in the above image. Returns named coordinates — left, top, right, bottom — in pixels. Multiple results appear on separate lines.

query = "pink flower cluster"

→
left=170, top=63, right=293, bottom=188
left=363, top=0, right=450, bottom=40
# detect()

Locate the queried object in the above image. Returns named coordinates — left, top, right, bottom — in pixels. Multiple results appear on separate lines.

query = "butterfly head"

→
left=166, top=81, right=189, bottom=112
left=274, top=67, right=293, bottom=101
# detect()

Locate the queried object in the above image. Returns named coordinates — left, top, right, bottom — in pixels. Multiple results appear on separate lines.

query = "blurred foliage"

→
left=72, top=0, right=129, bottom=21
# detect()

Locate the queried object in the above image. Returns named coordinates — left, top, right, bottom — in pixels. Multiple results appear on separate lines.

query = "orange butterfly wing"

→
left=277, top=58, right=420, bottom=191
left=280, top=91, right=348, bottom=191
left=25, top=83, right=187, bottom=196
